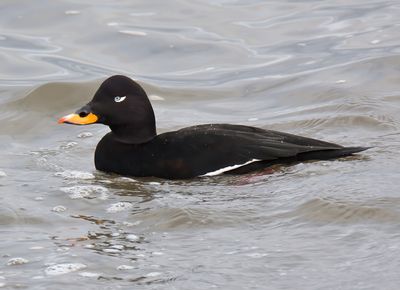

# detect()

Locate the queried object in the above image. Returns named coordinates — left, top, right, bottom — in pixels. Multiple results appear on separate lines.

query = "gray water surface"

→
left=0, top=0, right=399, bottom=289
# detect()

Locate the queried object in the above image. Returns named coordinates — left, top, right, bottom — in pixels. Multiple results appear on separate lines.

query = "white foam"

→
left=60, top=142, right=78, bottom=149
left=106, top=202, right=133, bottom=213
left=55, top=170, right=95, bottom=180
left=7, top=257, right=29, bottom=266
left=114, top=177, right=137, bottom=183
left=201, top=159, right=261, bottom=176
left=79, top=272, right=100, bottom=278
left=148, top=182, right=161, bottom=186
left=45, top=263, right=87, bottom=275
left=60, top=185, right=109, bottom=200
left=0, top=171, right=6, bottom=177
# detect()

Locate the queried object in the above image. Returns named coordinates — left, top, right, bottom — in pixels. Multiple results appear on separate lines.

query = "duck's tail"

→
left=297, top=146, right=371, bottom=161
left=226, top=146, right=371, bottom=175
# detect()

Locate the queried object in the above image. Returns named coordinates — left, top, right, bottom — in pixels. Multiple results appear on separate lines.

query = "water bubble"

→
left=45, top=263, right=87, bottom=275
left=106, top=202, right=133, bottom=213
left=52, top=205, right=67, bottom=213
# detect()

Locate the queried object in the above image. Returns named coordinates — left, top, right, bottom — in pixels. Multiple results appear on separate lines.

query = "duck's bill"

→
left=58, top=113, right=98, bottom=125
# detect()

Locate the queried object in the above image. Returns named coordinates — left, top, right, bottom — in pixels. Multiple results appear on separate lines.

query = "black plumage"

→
left=59, top=75, right=369, bottom=179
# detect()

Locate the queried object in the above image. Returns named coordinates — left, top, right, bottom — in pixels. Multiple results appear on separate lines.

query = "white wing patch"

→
left=201, top=159, right=261, bottom=177
left=114, top=96, right=126, bottom=103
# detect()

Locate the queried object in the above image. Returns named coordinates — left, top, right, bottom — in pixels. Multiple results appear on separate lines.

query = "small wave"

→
left=0, top=80, right=99, bottom=136
left=289, top=197, right=400, bottom=223
left=131, top=206, right=251, bottom=230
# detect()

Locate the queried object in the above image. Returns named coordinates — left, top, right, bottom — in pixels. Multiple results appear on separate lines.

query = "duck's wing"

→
left=178, top=124, right=343, bottom=155
left=157, top=124, right=353, bottom=178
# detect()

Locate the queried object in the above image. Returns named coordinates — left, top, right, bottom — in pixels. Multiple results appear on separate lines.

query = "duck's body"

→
left=94, top=123, right=366, bottom=179
left=59, top=75, right=369, bottom=180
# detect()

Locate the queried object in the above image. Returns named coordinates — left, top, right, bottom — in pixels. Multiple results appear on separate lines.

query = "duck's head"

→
left=59, top=75, right=156, bottom=144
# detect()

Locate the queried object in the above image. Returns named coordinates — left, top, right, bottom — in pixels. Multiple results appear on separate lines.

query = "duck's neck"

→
left=110, top=123, right=156, bottom=144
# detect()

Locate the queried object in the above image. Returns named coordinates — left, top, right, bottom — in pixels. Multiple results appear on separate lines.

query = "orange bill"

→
left=58, top=113, right=98, bottom=125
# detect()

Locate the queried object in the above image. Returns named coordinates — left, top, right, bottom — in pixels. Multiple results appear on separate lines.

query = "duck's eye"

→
left=114, top=96, right=126, bottom=103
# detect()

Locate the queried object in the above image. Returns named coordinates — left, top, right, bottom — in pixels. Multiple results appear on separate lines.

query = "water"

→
left=0, top=0, right=399, bottom=289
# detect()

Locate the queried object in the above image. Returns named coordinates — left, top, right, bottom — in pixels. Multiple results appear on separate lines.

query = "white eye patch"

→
left=114, top=96, right=126, bottom=103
